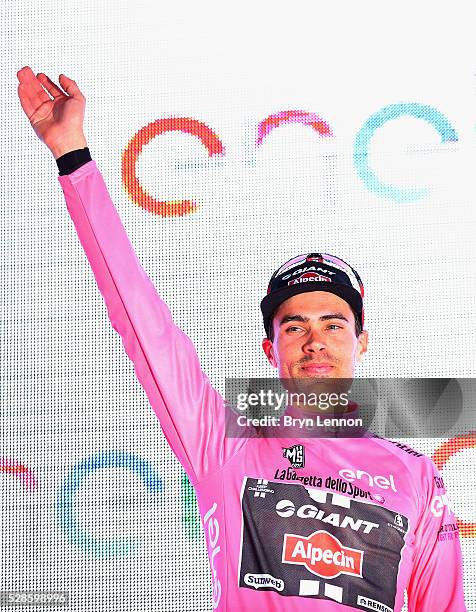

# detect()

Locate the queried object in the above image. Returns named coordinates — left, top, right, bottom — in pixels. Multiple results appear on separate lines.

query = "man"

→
left=17, top=66, right=466, bottom=611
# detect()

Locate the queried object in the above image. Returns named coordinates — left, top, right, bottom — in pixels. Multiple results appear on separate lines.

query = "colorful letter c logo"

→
left=354, top=102, right=458, bottom=203
left=57, top=451, right=163, bottom=557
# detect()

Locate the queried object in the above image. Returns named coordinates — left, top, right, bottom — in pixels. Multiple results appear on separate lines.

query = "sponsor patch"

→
left=431, top=493, right=452, bottom=517
left=273, top=467, right=373, bottom=501
left=357, top=595, right=393, bottom=612
left=437, top=522, right=459, bottom=542
left=283, top=530, right=363, bottom=579
left=239, top=477, right=408, bottom=610
left=338, top=468, right=397, bottom=492
left=283, top=444, right=305, bottom=469
left=244, top=573, right=284, bottom=591
left=288, top=272, right=332, bottom=286
left=204, top=502, right=221, bottom=609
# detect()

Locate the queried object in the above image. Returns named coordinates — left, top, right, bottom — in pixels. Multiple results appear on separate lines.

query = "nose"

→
left=302, top=329, right=326, bottom=353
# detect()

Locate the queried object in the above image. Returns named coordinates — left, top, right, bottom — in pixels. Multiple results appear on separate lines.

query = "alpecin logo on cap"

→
left=288, top=272, right=332, bottom=286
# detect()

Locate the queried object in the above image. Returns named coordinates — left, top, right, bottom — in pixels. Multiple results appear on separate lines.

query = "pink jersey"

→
left=58, top=160, right=467, bottom=611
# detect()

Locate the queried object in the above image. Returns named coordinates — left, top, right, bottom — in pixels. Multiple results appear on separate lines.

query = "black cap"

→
left=260, top=253, right=365, bottom=336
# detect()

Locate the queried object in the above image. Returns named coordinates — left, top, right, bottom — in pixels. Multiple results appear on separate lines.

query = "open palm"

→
left=17, top=66, right=86, bottom=155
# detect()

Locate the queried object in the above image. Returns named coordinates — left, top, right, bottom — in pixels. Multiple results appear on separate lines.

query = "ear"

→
left=262, top=337, right=278, bottom=368
left=355, top=330, right=369, bottom=363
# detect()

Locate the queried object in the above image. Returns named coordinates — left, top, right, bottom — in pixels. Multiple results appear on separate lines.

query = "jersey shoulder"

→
left=368, top=433, right=425, bottom=458
left=366, top=433, right=438, bottom=483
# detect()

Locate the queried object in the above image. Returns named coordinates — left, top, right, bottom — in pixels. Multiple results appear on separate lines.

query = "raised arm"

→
left=16, top=67, right=246, bottom=483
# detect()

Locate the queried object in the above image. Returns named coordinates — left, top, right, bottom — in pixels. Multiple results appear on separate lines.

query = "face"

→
left=262, top=291, right=368, bottom=387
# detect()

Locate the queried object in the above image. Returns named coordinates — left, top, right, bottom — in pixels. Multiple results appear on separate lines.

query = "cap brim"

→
left=260, top=282, right=363, bottom=334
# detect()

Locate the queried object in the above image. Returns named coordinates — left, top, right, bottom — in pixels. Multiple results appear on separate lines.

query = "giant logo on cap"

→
left=288, top=272, right=332, bottom=286
left=282, top=530, right=363, bottom=579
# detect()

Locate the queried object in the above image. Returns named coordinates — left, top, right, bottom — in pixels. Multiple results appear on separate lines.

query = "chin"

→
left=286, top=370, right=354, bottom=397
left=285, top=374, right=337, bottom=394
left=296, top=368, right=340, bottom=379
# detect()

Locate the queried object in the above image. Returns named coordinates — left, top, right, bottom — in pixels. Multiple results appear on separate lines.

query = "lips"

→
left=300, top=363, right=334, bottom=374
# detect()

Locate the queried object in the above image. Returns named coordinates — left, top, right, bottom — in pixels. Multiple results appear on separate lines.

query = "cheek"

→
left=332, top=335, right=358, bottom=358
left=274, top=338, right=297, bottom=364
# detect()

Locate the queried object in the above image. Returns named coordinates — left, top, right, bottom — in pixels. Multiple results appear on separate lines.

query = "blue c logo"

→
left=353, top=102, right=458, bottom=202
left=57, top=451, right=163, bottom=557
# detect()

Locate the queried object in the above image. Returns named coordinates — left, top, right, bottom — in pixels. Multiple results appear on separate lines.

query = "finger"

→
left=16, top=66, right=51, bottom=107
left=58, top=74, right=84, bottom=100
left=16, top=66, right=35, bottom=82
left=17, top=66, right=50, bottom=103
left=17, top=83, right=36, bottom=119
left=17, top=81, right=52, bottom=122
left=37, top=73, right=65, bottom=99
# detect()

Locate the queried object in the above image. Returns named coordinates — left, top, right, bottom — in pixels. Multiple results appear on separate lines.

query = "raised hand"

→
left=17, top=66, right=88, bottom=159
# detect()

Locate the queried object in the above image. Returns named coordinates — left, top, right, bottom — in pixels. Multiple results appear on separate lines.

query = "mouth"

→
left=300, top=363, right=335, bottom=375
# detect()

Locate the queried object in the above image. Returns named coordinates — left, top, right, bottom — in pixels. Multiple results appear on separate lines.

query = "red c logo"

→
left=122, top=118, right=224, bottom=217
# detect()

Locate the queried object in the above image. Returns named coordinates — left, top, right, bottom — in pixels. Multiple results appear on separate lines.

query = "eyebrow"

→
left=278, top=313, right=350, bottom=326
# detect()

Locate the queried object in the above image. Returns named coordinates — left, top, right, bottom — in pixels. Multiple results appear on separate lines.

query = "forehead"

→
left=274, top=291, right=353, bottom=321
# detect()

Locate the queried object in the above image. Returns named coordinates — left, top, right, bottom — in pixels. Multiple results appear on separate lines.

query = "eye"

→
left=326, top=323, right=343, bottom=330
left=285, top=325, right=303, bottom=333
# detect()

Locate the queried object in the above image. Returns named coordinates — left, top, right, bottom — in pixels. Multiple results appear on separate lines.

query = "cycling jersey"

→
left=57, top=158, right=467, bottom=611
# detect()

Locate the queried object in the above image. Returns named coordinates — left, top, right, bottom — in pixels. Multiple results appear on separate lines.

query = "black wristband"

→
left=56, top=147, right=92, bottom=175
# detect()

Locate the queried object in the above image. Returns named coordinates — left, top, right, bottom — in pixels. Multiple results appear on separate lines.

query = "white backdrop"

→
left=2, top=1, right=476, bottom=610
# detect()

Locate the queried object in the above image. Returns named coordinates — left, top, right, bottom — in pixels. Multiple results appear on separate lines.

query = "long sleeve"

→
left=57, top=159, right=244, bottom=484
left=407, top=457, right=466, bottom=611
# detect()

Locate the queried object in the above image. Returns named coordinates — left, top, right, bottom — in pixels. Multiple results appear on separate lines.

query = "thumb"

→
left=59, top=74, right=84, bottom=99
